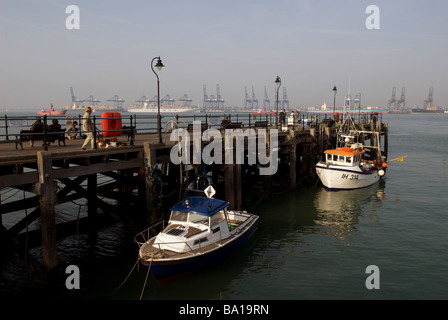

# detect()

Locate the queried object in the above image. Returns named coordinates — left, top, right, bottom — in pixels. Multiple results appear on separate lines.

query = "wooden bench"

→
left=221, top=122, right=243, bottom=129
left=121, top=125, right=135, bottom=140
left=254, top=121, right=268, bottom=128
left=15, top=130, right=66, bottom=150
left=187, top=123, right=208, bottom=132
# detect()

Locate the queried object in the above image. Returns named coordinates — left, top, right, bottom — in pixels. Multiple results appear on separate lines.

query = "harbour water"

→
left=1, top=113, right=447, bottom=300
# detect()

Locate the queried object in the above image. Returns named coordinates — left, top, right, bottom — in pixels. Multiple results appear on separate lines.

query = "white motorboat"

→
left=134, top=187, right=259, bottom=281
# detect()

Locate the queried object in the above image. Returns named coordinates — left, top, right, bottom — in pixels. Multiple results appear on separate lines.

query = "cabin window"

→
left=210, top=209, right=226, bottom=227
left=333, top=155, right=338, bottom=161
left=193, top=237, right=208, bottom=245
left=170, top=210, right=187, bottom=222
left=326, top=154, right=331, bottom=162
left=188, top=212, right=209, bottom=225
left=346, top=156, right=352, bottom=163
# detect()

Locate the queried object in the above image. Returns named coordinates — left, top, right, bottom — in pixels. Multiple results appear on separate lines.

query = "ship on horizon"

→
left=411, top=107, right=444, bottom=114
left=63, top=104, right=124, bottom=113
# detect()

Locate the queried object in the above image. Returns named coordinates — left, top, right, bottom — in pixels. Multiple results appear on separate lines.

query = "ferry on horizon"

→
left=63, top=104, right=124, bottom=113
left=127, top=103, right=200, bottom=113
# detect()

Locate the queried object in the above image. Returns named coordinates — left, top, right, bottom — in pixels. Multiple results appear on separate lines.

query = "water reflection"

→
left=313, top=181, right=386, bottom=240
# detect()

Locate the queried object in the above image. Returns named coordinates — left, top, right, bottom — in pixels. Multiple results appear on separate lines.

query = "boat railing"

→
left=134, top=220, right=167, bottom=247
left=135, top=221, right=226, bottom=254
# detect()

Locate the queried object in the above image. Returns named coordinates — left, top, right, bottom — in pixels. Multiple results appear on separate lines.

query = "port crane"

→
left=423, top=87, right=433, bottom=109
left=178, top=94, right=193, bottom=107
left=107, top=95, right=125, bottom=107
left=216, top=84, right=225, bottom=109
left=70, top=87, right=84, bottom=106
left=161, top=94, right=175, bottom=106
left=387, top=87, right=397, bottom=110
left=251, top=86, right=258, bottom=109
left=83, top=95, right=101, bottom=106
left=397, top=87, right=406, bottom=110
left=281, top=87, right=289, bottom=110
left=244, top=87, right=252, bottom=110
left=263, top=86, right=270, bottom=109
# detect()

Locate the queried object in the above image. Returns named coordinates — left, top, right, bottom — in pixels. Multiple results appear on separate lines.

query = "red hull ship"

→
left=37, top=104, right=67, bottom=116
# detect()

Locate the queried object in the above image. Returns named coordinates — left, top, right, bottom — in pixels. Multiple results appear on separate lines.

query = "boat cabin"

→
left=324, top=147, right=364, bottom=167
left=153, top=196, right=231, bottom=253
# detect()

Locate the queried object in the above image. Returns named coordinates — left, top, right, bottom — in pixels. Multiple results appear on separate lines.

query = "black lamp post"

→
left=332, top=85, right=337, bottom=117
left=275, top=76, right=281, bottom=128
left=151, top=56, right=165, bottom=144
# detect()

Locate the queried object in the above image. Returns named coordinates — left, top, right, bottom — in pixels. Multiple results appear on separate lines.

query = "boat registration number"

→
left=341, top=173, right=358, bottom=180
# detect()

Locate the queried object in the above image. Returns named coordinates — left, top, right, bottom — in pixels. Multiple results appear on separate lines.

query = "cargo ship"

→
left=411, top=108, right=444, bottom=114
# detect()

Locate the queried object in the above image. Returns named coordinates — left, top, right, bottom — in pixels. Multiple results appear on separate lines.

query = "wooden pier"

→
left=0, top=113, right=388, bottom=277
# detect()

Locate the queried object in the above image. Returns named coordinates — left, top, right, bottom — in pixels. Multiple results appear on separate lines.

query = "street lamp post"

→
left=275, top=76, right=281, bottom=128
left=332, top=86, right=337, bottom=118
left=151, top=56, right=165, bottom=144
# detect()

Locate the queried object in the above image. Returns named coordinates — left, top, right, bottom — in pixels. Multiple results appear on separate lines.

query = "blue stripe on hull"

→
left=316, top=164, right=377, bottom=175
left=144, top=221, right=258, bottom=281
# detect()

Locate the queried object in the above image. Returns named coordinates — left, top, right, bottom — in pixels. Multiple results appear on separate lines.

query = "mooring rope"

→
left=109, top=258, right=140, bottom=297
left=139, top=256, right=154, bottom=300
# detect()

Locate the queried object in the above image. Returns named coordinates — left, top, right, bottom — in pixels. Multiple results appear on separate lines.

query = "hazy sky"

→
left=1, top=0, right=447, bottom=111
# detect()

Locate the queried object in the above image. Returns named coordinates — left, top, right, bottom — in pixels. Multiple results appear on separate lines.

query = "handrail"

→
left=0, top=111, right=383, bottom=142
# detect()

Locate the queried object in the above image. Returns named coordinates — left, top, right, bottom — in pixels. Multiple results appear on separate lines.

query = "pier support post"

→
left=144, top=143, right=158, bottom=222
left=224, top=164, right=235, bottom=209
left=384, top=122, right=389, bottom=159
left=234, top=164, right=242, bottom=210
left=37, top=151, right=57, bottom=271
left=290, top=142, right=297, bottom=189
left=87, top=174, right=97, bottom=227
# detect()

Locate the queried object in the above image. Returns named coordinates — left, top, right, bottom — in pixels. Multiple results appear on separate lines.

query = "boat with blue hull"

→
left=134, top=188, right=259, bottom=281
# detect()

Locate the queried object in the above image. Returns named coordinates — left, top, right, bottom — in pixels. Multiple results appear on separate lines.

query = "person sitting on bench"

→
left=29, top=117, right=44, bottom=147
left=221, top=116, right=231, bottom=129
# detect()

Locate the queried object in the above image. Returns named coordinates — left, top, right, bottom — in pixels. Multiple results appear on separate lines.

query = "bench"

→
left=187, top=123, right=208, bottom=132
left=254, top=121, right=268, bottom=128
left=221, top=122, right=243, bottom=129
left=15, top=130, right=66, bottom=150
left=121, top=125, right=135, bottom=140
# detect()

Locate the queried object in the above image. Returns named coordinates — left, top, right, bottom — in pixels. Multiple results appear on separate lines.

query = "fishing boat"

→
left=315, top=116, right=386, bottom=190
left=37, top=104, right=67, bottom=115
left=134, top=187, right=259, bottom=281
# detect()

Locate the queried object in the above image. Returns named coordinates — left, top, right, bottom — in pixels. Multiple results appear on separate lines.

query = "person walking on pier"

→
left=81, top=107, right=94, bottom=150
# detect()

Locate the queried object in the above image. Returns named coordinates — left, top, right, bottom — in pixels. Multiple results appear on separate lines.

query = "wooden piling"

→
left=143, top=142, right=158, bottom=223
left=87, top=174, right=97, bottom=226
left=37, top=151, right=57, bottom=271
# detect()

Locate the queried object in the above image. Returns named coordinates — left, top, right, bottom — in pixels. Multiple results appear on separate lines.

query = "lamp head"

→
left=275, top=76, right=281, bottom=85
left=155, top=58, right=165, bottom=71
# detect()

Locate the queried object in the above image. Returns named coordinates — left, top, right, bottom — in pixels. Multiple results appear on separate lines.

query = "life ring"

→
left=101, top=112, right=122, bottom=137
left=342, top=147, right=352, bottom=152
